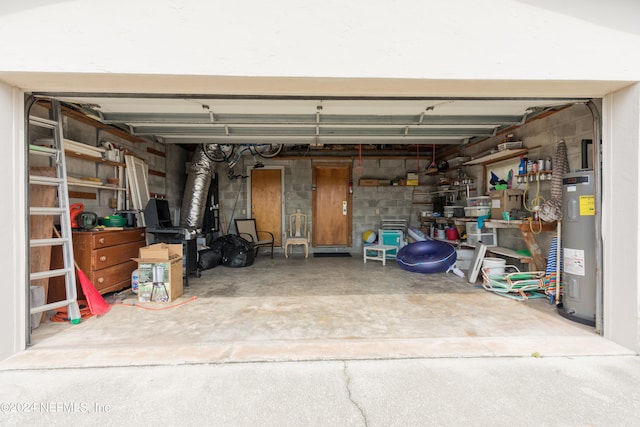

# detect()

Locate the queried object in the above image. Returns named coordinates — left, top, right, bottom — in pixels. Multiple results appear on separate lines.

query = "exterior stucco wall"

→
left=602, top=84, right=640, bottom=350
left=0, top=83, right=26, bottom=360
left=0, top=1, right=639, bottom=84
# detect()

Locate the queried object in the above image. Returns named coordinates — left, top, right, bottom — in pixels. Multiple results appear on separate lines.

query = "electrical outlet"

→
left=375, top=208, right=380, bottom=214
left=241, top=209, right=246, bottom=215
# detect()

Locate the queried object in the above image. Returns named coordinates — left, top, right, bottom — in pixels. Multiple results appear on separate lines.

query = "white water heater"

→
left=559, top=170, right=596, bottom=326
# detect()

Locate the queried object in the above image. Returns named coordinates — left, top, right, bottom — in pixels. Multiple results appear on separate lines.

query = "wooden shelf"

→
left=487, top=246, right=534, bottom=263
left=516, top=170, right=552, bottom=177
left=463, top=149, right=529, bottom=166
left=422, top=166, right=465, bottom=176
left=484, top=219, right=557, bottom=232
left=67, top=180, right=126, bottom=192
left=419, top=217, right=457, bottom=223
left=65, top=150, right=125, bottom=167
left=63, top=143, right=127, bottom=210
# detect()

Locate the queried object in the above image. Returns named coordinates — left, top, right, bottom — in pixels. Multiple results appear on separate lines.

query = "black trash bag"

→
left=198, top=248, right=222, bottom=270
left=222, top=234, right=255, bottom=267
left=209, top=235, right=228, bottom=254
left=209, top=235, right=255, bottom=268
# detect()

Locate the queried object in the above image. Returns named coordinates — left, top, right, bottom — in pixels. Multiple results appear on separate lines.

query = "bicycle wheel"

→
left=203, top=144, right=235, bottom=162
left=254, top=143, right=283, bottom=158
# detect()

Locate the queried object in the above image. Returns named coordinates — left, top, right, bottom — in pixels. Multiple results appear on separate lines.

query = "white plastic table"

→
left=363, top=244, right=398, bottom=266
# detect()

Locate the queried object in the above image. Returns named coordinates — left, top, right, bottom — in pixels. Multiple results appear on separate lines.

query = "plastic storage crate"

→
left=467, top=232, right=497, bottom=247
left=466, top=222, right=491, bottom=235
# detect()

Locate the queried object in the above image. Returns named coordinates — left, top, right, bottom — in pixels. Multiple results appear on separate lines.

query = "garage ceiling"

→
left=47, top=94, right=588, bottom=150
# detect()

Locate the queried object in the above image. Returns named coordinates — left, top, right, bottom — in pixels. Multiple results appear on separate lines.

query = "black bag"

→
left=198, top=248, right=222, bottom=270
left=209, top=236, right=228, bottom=254
left=222, top=234, right=255, bottom=267
left=210, top=235, right=255, bottom=268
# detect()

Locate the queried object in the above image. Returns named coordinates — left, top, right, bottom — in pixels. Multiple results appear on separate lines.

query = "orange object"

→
left=76, top=267, right=111, bottom=316
left=69, top=203, right=84, bottom=228
left=51, top=300, right=92, bottom=322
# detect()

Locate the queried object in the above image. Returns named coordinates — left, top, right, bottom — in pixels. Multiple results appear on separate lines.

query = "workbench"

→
left=483, top=219, right=557, bottom=271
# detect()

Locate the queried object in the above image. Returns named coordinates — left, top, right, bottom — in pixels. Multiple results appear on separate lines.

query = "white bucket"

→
left=482, top=257, right=506, bottom=275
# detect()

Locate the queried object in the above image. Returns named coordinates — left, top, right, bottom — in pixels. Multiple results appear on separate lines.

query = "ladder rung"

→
left=29, top=115, right=59, bottom=129
left=30, top=299, right=74, bottom=315
left=30, top=237, right=70, bottom=247
left=29, top=175, right=64, bottom=186
left=30, top=267, right=73, bottom=281
left=30, top=207, right=66, bottom=215
left=29, top=144, right=59, bottom=156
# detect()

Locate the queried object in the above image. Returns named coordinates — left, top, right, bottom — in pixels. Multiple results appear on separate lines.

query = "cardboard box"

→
left=490, top=189, right=524, bottom=219
left=359, top=178, right=378, bottom=186
left=134, top=243, right=183, bottom=302
left=406, top=172, right=419, bottom=181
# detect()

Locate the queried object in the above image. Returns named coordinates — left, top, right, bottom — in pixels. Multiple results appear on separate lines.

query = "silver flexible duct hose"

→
left=179, top=145, right=214, bottom=229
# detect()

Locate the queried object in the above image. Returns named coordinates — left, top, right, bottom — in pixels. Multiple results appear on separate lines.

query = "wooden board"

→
left=69, top=190, right=96, bottom=200
left=520, top=228, right=546, bottom=270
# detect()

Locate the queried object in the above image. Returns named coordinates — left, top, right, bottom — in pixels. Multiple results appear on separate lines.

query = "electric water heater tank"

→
left=559, top=170, right=596, bottom=326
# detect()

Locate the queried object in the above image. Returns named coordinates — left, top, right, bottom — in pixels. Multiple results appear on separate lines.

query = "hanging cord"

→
left=527, top=215, right=543, bottom=234
left=428, top=144, right=436, bottom=169
left=522, top=172, right=545, bottom=234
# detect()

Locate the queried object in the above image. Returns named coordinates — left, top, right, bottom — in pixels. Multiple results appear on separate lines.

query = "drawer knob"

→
left=97, top=277, right=104, bottom=284
left=100, top=255, right=107, bottom=262
left=99, top=238, right=105, bottom=244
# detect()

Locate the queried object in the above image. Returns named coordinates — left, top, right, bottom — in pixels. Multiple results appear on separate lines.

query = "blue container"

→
left=378, top=230, right=404, bottom=258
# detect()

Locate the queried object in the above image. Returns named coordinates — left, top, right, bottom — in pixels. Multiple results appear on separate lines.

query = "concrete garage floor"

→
left=8, top=254, right=633, bottom=369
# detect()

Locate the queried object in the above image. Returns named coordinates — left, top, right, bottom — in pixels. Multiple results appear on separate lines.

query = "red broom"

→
left=74, top=260, right=111, bottom=316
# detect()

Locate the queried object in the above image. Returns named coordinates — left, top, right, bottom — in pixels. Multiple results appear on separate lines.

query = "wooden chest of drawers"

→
left=48, top=227, right=146, bottom=302
left=73, top=227, right=147, bottom=295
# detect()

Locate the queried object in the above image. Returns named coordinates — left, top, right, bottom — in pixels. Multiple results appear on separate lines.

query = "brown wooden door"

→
left=250, top=168, right=282, bottom=247
left=312, top=162, right=352, bottom=247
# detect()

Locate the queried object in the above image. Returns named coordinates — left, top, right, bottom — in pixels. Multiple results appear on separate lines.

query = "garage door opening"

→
left=18, top=93, right=620, bottom=367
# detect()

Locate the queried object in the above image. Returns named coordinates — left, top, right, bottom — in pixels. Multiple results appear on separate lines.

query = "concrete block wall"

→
left=352, top=183, right=413, bottom=247
left=283, top=159, right=313, bottom=217
left=211, top=155, right=422, bottom=252
left=215, top=158, right=248, bottom=234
